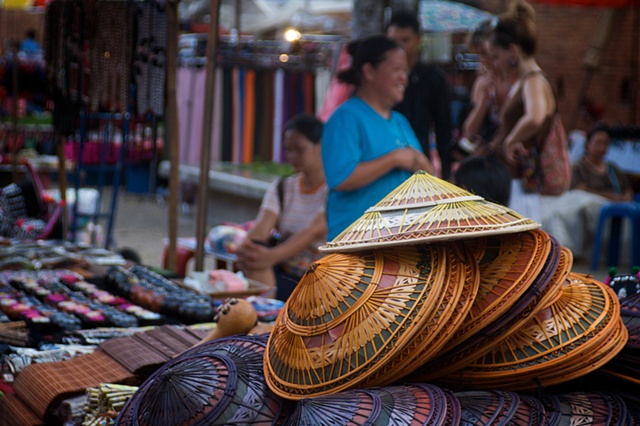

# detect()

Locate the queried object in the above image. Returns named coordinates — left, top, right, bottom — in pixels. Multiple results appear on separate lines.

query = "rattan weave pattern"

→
left=370, top=170, right=483, bottom=210
left=441, top=230, right=551, bottom=351
left=410, top=237, right=566, bottom=383
left=321, top=172, right=539, bottom=253
left=369, top=384, right=449, bottom=426
left=283, top=388, right=381, bottom=426
left=117, top=334, right=285, bottom=426
left=511, top=393, right=547, bottom=426
left=543, top=392, right=626, bottom=426
left=441, top=274, right=626, bottom=390
left=264, top=246, right=448, bottom=399
left=456, top=390, right=520, bottom=425
left=359, top=242, right=480, bottom=388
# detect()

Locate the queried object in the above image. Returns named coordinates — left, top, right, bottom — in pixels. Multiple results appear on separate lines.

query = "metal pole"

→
left=195, top=0, right=222, bottom=271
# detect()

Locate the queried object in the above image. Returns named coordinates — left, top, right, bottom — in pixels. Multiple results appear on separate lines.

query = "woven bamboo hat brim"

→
left=438, top=229, right=552, bottom=352
left=359, top=242, right=480, bottom=388
left=438, top=273, right=627, bottom=391
left=321, top=171, right=540, bottom=253
left=443, top=389, right=462, bottom=426
left=410, top=238, right=568, bottom=383
left=543, top=392, right=628, bottom=426
left=512, top=394, right=546, bottom=426
left=116, top=334, right=286, bottom=426
left=264, top=245, right=450, bottom=399
left=283, top=388, right=382, bottom=425
left=621, top=291, right=640, bottom=312
left=456, top=390, right=521, bottom=425
left=367, top=384, right=450, bottom=426
left=621, top=310, right=640, bottom=350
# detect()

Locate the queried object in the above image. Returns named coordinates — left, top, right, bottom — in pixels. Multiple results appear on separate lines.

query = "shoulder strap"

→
left=608, top=164, right=622, bottom=194
left=277, top=177, right=285, bottom=212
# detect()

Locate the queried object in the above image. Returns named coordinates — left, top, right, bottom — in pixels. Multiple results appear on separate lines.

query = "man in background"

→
left=20, top=29, right=42, bottom=56
left=387, top=10, right=453, bottom=180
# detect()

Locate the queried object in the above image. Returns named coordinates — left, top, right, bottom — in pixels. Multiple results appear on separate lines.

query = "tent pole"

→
left=195, top=0, right=222, bottom=271
left=55, top=131, right=69, bottom=240
left=166, top=0, right=180, bottom=271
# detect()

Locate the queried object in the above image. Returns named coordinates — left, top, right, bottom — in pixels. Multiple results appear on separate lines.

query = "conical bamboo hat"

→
left=264, top=245, right=451, bottom=400
left=437, top=273, right=627, bottom=391
left=411, top=238, right=569, bottom=384
left=321, top=171, right=539, bottom=253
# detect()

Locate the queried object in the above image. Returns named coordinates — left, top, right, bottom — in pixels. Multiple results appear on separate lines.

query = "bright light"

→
left=279, top=54, right=290, bottom=63
left=284, top=28, right=301, bottom=42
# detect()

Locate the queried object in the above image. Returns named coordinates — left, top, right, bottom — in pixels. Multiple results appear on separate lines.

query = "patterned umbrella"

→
left=419, top=0, right=495, bottom=33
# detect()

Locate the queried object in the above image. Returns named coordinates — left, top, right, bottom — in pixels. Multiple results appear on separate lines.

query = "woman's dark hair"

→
left=468, top=19, right=492, bottom=51
left=490, top=0, right=537, bottom=56
left=337, top=35, right=402, bottom=86
left=283, top=114, right=324, bottom=144
left=387, top=10, right=421, bottom=34
left=454, top=155, right=512, bottom=206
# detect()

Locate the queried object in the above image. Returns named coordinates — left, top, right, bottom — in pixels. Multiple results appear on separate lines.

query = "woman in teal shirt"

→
left=322, top=35, right=433, bottom=239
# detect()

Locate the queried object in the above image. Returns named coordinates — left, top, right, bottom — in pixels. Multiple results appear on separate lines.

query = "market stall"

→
left=1, top=172, right=638, bottom=425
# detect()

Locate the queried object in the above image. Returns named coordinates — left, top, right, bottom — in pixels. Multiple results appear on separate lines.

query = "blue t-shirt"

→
left=322, top=97, right=423, bottom=240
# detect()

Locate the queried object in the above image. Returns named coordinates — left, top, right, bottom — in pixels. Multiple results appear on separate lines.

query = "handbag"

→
left=537, top=113, right=571, bottom=196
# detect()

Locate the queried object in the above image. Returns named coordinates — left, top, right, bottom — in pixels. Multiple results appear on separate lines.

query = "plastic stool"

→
left=591, top=202, right=640, bottom=270
left=162, top=243, right=195, bottom=276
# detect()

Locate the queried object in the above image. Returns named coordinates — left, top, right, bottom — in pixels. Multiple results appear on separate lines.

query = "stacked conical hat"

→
left=321, top=171, right=539, bottom=253
left=437, top=273, right=628, bottom=391
left=116, top=334, right=287, bottom=426
left=264, top=244, right=479, bottom=399
left=543, top=392, right=629, bottom=426
left=412, top=237, right=570, bottom=383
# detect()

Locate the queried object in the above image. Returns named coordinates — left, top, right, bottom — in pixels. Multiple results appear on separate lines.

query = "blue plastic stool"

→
left=591, top=202, right=640, bottom=270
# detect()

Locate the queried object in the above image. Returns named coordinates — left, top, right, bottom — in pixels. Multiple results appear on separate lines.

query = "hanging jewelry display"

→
left=89, top=0, right=133, bottom=113
left=135, top=0, right=167, bottom=116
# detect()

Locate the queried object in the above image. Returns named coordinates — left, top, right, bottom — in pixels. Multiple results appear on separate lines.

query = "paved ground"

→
left=111, top=191, right=197, bottom=268
left=108, top=188, right=611, bottom=282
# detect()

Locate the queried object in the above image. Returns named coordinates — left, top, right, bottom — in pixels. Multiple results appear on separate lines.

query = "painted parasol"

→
left=419, top=0, right=495, bottom=33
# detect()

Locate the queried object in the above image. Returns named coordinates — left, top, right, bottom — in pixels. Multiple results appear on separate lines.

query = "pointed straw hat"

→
left=265, top=245, right=460, bottom=399
left=436, top=229, right=552, bottom=353
left=437, top=273, right=627, bottom=391
left=116, top=334, right=287, bottom=426
left=411, top=237, right=568, bottom=383
left=321, top=171, right=539, bottom=253
left=358, top=242, right=480, bottom=388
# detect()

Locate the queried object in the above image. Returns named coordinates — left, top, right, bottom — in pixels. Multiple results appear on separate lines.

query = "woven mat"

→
left=0, top=393, right=43, bottom=426
left=99, top=325, right=205, bottom=375
left=12, top=350, right=133, bottom=420
left=99, top=334, right=170, bottom=374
